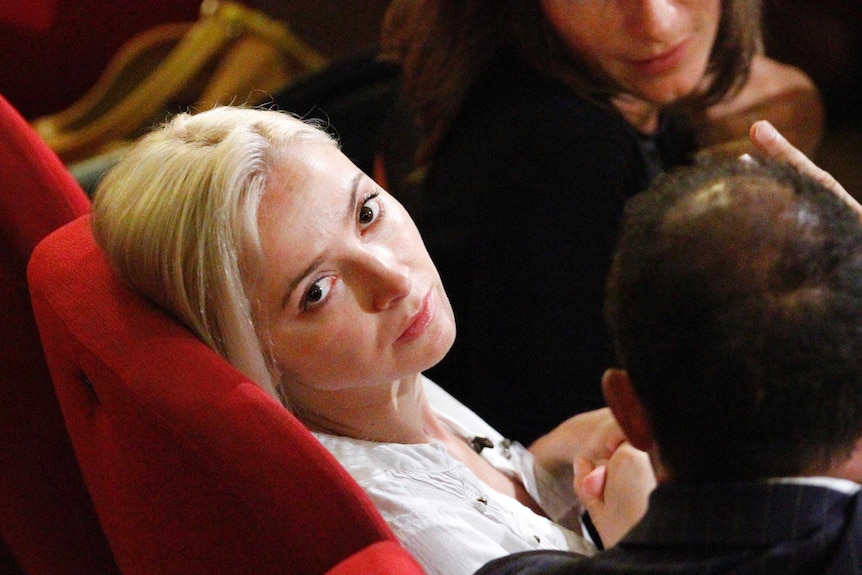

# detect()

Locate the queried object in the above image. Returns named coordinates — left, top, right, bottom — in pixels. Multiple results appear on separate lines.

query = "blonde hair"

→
left=91, top=106, right=337, bottom=402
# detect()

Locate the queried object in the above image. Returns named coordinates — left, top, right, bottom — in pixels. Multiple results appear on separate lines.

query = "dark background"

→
left=0, top=0, right=858, bottom=193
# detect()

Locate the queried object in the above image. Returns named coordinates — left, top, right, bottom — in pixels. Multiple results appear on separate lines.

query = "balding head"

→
left=606, top=158, right=862, bottom=482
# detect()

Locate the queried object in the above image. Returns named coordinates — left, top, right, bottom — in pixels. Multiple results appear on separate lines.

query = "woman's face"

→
left=541, top=0, right=722, bottom=104
left=253, top=142, right=456, bottom=394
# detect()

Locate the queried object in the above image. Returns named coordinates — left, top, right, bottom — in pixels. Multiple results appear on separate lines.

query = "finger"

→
left=606, top=444, right=656, bottom=489
left=574, top=457, right=604, bottom=503
left=583, top=411, right=626, bottom=461
left=582, top=465, right=608, bottom=502
left=750, top=120, right=861, bottom=218
left=749, top=120, right=811, bottom=169
left=604, top=422, right=627, bottom=454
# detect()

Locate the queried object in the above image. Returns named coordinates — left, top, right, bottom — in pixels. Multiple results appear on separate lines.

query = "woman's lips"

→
left=630, top=41, right=687, bottom=76
left=398, top=291, right=435, bottom=343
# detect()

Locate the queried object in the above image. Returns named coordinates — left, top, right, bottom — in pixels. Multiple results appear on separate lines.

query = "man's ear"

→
left=602, top=368, right=655, bottom=452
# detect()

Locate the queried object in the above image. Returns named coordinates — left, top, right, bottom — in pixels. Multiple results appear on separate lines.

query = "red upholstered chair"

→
left=0, top=93, right=118, bottom=574
left=27, top=213, right=426, bottom=575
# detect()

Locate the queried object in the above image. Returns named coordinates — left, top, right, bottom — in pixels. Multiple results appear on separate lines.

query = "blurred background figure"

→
left=375, top=0, right=824, bottom=444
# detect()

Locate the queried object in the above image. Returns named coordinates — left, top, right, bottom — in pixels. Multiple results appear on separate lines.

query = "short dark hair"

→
left=606, top=158, right=862, bottom=482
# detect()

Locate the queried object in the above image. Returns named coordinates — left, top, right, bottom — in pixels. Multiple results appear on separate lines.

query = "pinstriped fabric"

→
left=624, top=482, right=854, bottom=547
left=608, top=482, right=860, bottom=573
left=477, top=482, right=862, bottom=575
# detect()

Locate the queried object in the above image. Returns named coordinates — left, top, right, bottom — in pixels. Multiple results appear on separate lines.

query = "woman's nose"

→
left=628, top=0, right=677, bottom=41
left=362, top=249, right=411, bottom=311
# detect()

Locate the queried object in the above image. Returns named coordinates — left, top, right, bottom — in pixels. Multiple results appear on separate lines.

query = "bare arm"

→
left=696, top=54, right=824, bottom=159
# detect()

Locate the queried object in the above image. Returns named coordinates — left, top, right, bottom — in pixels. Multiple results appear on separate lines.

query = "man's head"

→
left=604, top=158, right=862, bottom=483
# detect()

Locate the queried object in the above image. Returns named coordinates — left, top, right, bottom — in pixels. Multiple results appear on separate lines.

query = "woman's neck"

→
left=296, top=374, right=546, bottom=514
left=294, top=373, right=439, bottom=444
left=612, top=93, right=661, bottom=135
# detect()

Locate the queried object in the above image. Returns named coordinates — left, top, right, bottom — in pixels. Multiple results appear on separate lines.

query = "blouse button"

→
left=501, top=438, right=512, bottom=459
left=471, top=496, right=489, bottom=511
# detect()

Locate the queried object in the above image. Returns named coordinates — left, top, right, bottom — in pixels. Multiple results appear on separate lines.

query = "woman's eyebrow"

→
left=344, top=171, right=364, bottom=222
left=280, top=171, right=365, bottom=309
left=282, top=255, right=325, bottom=309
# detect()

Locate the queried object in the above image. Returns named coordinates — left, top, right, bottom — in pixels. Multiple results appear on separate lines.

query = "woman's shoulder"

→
left=697, top=54, right=824, bottom=157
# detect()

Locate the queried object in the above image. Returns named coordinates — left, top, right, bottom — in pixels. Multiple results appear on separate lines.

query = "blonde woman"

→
left=91, top=106, right=654, bottom=575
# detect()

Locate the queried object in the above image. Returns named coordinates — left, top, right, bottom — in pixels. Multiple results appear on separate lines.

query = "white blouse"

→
left=313, top=377, right=596, bottom=575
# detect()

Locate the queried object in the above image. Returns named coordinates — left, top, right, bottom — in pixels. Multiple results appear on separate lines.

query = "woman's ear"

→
left=601, top=369, right=655, bottom=452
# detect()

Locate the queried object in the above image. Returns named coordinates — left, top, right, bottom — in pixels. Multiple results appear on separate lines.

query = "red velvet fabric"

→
left=0, top=0, right=58, bottom=31
left=0, top=93, right=118, bottom=574
left=28, top=215, right=426, bottom=575
left=324, top=541, right=426, bottom=575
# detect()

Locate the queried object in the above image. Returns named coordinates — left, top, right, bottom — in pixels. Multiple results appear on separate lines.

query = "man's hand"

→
left=749, top=120, right=861, bottom=218
left=574, top=443, right=655, bottom=548
left=529, top=408, right=626, bottom=479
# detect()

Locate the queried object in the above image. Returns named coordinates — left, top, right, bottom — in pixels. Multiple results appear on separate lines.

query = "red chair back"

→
left=27, top=214, right=425, bottom=575
left=0, top=93, right=118, bottom=574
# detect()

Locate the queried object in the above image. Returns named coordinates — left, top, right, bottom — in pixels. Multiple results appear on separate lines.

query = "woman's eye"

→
left=302, top=275, right=335, bottom=310
left=359, top=193, right=381, bottom=228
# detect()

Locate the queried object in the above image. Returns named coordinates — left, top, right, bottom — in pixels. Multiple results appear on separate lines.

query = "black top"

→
left=381, top=51, right=694, bottom=443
